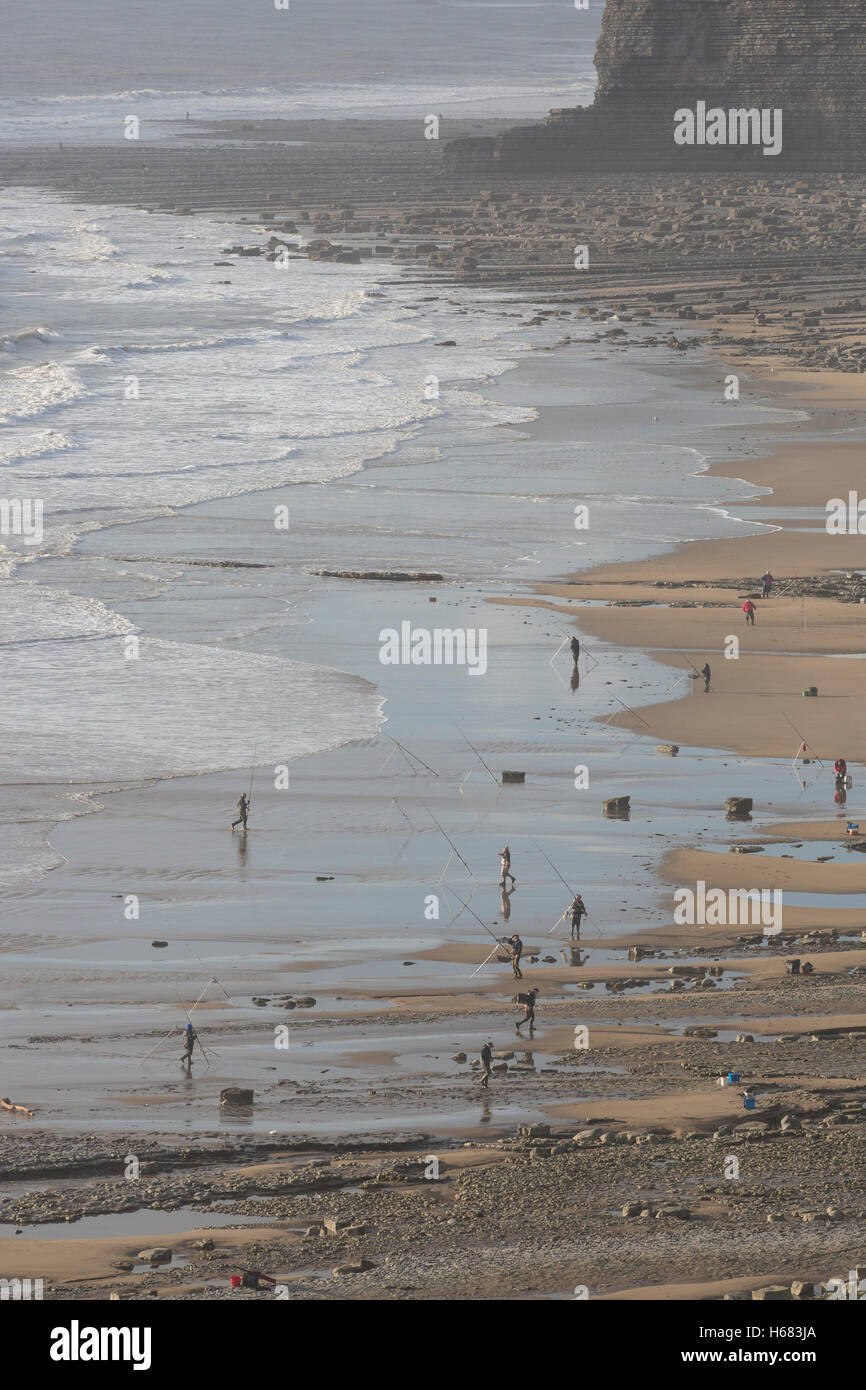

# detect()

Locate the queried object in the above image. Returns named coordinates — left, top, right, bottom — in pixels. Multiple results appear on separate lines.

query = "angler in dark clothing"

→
left=568, top=894, right=587, bottom=940
left=570, top=637, right=580, bottom=664
left=515, top=988, right=538, bottom=1035
left=480, top=1039, right=494, bottom=1089
left=232, top=792, right=250, bottom=831
left=701, top=662, right=711, bottom=694
left=761, top=571, right=773, bottom=598
left=180, top=1022, right=198, bottom=1071
left=507, top=933, right=523, bottom=979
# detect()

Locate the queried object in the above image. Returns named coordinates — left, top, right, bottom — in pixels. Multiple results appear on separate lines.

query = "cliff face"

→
left=445, top=0, right=866, bottom=174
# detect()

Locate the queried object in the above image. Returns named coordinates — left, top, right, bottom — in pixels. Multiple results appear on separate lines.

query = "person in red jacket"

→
left=742, top=599, right=756, bottom=626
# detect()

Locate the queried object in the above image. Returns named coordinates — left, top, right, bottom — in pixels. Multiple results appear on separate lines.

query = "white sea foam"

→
left=0, top=361, right=87, bottom=424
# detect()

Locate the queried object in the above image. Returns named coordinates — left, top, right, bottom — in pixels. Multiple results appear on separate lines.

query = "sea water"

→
left=0, top=0, right=603, bottom=145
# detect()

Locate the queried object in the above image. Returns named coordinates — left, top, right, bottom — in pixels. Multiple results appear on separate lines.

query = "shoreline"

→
left=2, top=149, right=865, bottom=1299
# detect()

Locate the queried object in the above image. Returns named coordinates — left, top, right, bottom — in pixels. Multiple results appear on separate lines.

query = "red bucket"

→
left=230, top=1275, right=242, bottom=1288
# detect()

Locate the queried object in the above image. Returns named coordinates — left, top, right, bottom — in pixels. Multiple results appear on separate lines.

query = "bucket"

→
left=230, top=1275, right=242, bottom=1288
left=744, top=1096, right=756, bottom=1111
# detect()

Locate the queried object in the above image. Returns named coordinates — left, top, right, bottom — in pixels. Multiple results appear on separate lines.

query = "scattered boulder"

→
left=219, top=1088, right=254, bottom=1108
left=324, top=1217, right=354, bottom=1235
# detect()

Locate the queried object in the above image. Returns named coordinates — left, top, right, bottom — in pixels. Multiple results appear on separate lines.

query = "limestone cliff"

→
left=445, top=0, right=866, bottom=174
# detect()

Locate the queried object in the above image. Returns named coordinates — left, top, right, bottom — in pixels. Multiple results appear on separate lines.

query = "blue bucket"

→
left=744, top=1096, right=756, bottom=1111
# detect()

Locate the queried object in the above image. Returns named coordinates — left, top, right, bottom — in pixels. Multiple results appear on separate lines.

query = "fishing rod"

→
left=389, top=737, right=438, bottom=778
left=444, top=888, right=501, bottom=944
left=422, top=803, right=473, bottom=876
left=469, top=942, right=502, bottom=980
left=547, top=911, right=567, bottom=936
left=452, top=722, right=499, bottom=789
left=176, top=995, right=215, bottom=1069
left=783, top=713, right=824, bottom=768
left=533, top=839, right=576, bottom=896
left=534, top=840, right=601, bottom=937
left=176, top=978, right=230, bottom=1066
left=140, top=978, right=229, bottom=1063
left=140, top=1024, right=179, bottom=1063
left=248, top=743, right=256, bottom=811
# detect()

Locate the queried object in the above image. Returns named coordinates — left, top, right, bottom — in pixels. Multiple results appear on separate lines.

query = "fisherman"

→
left=180, top=1022, right=198, bottom=1071
left=568, top=893, right=587, bottom=940
left=515, top=988, right=538, bottom=1035
left=507, top=932, right=523, bottom=979
left=231, top=792, right=250, bottom=831
left=499, top=845, right=516, bottom=887
left=479, top=1039, right=494, bottom=1089
left=742, top=599, right=756, bottom=627
left=701, top=661, right=711, bottom=693
left=570, top=636, right=580, bottom=664
left=761, top=571, right=773, bottom=598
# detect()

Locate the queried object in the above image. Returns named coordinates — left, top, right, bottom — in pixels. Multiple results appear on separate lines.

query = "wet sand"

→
left=2, top=140, right=865, bottom=1298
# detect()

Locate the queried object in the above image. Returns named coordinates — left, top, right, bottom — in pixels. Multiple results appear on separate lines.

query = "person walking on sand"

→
left=479, top=1039, right=494, bottom=1089
left=742, top=599, right=756, bottom=627
left=515, top=988, right=538, bottom=1035
left=499, top=845, right=515, bottom=887
left=570, top=636, right=580, bottom=664
left=568, top=893, right=587, bottom=940
left=701, top=661, right=711, bottom=694
left=232, top=792, right=250, bottom=831
left=180, top=1022, right=198, bottom=1072
left=761, top=571, right=773, bottom=598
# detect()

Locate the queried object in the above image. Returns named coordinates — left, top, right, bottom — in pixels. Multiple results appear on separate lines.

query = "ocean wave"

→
left=70, top=222, right=122, bottom=262
left=0, top=85, right=284, bottom=106
left=119, top=268, right=179, bottom=290
left=0, top=430, right=78, bottom=467
left=0, top=326, right=63, bottom=352
left=76, top=331, right=275, bottom=358
left=0, top=361, right=87, bottom=425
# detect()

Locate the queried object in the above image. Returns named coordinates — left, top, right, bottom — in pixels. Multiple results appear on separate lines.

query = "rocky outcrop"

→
left=445, top=0, right=866, bottom=174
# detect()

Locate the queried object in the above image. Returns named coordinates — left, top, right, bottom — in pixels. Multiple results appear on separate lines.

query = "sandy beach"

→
left=1, top=301, right=864, bottom=1301
left=0, top=80, right=864, bottom=1306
